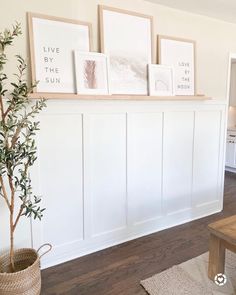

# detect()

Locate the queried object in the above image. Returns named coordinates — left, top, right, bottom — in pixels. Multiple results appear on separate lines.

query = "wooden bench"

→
left=208, top=215, right=236, bottom=280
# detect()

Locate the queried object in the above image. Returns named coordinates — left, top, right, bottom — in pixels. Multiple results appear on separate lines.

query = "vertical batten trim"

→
left=125, top=113, right=129, bottom=227
left=82, top=114, right=90, bottom=239
left=216, top=110, right=224, bottom=202
left=191, top=111, right=196, bottom=208
left=161, top=112, right=165, bottom=216
left=31, top=127, right=44, bottom=249
left=81, top=114, right=85, bottom=240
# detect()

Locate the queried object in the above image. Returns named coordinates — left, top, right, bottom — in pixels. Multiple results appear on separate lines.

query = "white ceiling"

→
left=146, top=0, right=236, bottom=24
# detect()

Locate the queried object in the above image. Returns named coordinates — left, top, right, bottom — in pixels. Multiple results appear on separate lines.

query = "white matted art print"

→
left=148, top=64, right=174, bottom=96
left=99, top=6, right=153, bottom=95
left=157, top=36, right=196, bottom=95
left=28, top=13, right=92, bottom=93
left=74, top=52, right=109, bottom=95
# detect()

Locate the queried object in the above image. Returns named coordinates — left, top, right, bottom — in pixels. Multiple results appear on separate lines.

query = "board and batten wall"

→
left=0, top=0, right=233, bottom=268
left=28, top=99, right=226, bottom=268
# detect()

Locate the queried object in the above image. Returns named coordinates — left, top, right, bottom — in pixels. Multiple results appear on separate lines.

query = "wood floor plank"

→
left=42, top=172, right=236, bottom=294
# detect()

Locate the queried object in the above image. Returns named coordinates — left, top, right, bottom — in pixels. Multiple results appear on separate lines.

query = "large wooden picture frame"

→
left=28, top=12, right=92, bottom=94
left=99, top=6, right=154, bottom=95
left=157, top=35, right=196, bottom=96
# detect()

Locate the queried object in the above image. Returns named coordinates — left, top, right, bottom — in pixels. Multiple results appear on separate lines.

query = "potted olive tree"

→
left=0, top=23, right=49, bottom=294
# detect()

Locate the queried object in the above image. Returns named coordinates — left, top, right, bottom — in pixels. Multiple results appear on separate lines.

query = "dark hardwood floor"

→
left=42, top=172, right=236, bottom=295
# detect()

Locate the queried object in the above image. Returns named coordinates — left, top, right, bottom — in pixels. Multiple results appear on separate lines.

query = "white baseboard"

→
left=41, top=200, right=222, bottom=269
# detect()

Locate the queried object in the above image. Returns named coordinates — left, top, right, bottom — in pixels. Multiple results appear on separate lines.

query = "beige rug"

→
left=141, top=251, right=236, bottom=294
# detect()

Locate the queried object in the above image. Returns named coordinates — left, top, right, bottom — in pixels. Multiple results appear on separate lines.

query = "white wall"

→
left=0, top=0, right=230, bottom=266
left=1, top=0, right=236, bottom=99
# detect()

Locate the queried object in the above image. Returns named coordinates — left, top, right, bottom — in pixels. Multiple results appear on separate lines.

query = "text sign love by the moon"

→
left=158, top=36, right=195, bottom=95
left=28, top=13, right=91, bottom=93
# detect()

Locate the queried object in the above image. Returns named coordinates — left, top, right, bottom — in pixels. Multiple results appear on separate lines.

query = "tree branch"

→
left=0, top=175, right=10, bottom=210
left=13, top=206, right=23, bottom=231
left=8, top=174, right=14, bottom=205
left=10, top=108, right=38, bottom=149
left=13, top=159, right=30, bottom=230
left=10, top=124, right=22, bottom=148
left=0, top=94, right=5, bottom=120
left=3, top=105, right=11, bottom=119
left=0, top=94, right=10, bottom=150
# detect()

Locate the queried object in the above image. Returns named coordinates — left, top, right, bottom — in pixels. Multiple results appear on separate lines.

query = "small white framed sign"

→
left=74, top=52, right=110, bottom=95
left=148, top=64, right=175, bottom=96
left=157, top=35, right=196, bottom=95
left=28, top=12, right=92, bottom=93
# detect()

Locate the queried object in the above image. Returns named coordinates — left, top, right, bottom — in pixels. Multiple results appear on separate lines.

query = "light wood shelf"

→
left=29, top=92, right=211, bottom=101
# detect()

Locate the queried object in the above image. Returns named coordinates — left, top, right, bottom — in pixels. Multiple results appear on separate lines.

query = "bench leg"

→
left=208, top=234, right=225, bottom=281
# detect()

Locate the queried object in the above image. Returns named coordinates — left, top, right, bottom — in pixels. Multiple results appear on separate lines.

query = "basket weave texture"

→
left=0, top=248, right=41, bottom=295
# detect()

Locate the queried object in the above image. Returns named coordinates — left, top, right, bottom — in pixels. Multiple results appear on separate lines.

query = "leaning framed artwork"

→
left=99, top=6, right=153, bottom=95
left=74, top=52, right=110, bottom=95
left=157, top=36, right=196, bottom=95
left=28, top=12, right=92, bottom=93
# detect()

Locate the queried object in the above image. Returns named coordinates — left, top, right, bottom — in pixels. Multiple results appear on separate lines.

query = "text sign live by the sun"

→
left=42, top=47, right=61, bottom=85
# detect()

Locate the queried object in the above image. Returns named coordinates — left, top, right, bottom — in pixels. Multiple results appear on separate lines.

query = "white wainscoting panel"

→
left=37, top=114, right=84, bottom=246
left=192, top=111, right=222, bottom=206
left=163, top=112, right=194, bottom=215
left=127, top=113, right=163, bottom=225
left=84, top=114, right=127, bottom=238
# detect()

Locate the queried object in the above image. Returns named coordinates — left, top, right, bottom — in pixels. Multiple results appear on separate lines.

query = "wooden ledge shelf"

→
left=29, top=93, right=211, bottom=101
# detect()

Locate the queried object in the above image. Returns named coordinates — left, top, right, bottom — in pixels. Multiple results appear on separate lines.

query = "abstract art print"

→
left=99, top=6, right=153, bottom=95
left=28, top=12, right=92, bottom=93
left=74, top=52, right=109, bottom=95
left=148, top=64, right=174, bottom=96
left=157, top=35, right=196, bottom=95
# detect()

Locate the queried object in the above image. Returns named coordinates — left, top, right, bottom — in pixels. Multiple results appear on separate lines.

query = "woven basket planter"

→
left=0, top=244, right=52, bottom=295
